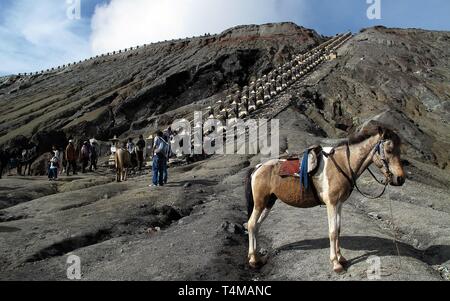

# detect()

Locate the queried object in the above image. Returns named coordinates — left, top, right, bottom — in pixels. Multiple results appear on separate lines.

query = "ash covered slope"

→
left=298, top=26, right=450, bottom=170
left=0, top=22, right=321, bottom=149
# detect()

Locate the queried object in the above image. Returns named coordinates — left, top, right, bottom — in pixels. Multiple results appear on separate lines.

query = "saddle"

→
left=279, top=145, right=322, bottom=178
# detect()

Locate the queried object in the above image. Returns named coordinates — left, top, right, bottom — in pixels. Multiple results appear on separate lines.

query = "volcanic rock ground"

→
left=0, top=108, right=449, bottom=281
left=0, top=24, right=449, bottom=281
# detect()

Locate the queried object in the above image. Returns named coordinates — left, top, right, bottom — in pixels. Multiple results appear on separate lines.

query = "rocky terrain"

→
left=0, top=23, right=449, bottom=281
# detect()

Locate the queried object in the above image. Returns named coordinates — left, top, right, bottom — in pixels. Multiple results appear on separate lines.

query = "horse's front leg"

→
left=326, top=204, right=344, bottom=273
left=335, top=202, right=347, bottom=265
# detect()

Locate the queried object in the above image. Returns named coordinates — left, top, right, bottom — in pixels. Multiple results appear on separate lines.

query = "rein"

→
left=322, top=141, right=391, bottom=200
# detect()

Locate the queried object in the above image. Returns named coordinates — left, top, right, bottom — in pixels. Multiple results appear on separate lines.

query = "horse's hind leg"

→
left=257, top=196, right=276, bottom=225
left=248, top=207, right=263, bottom=268
left=248, top=194, right=274, bottom=268
left=257, top=209, right=270, bottom=224
left=116, top=168, right=121, bottom=182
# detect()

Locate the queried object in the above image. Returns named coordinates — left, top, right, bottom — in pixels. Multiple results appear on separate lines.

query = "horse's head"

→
left=372, top=126, right=405, bottom=187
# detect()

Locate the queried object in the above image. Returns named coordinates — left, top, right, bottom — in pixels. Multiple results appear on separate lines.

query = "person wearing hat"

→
left=65, top=139, right=77, bottom=176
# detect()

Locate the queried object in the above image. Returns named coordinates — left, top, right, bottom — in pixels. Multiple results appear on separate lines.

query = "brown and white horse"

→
left=115, top=147, right=131, bottom=182
left=244, top=121, right=405, bottom=273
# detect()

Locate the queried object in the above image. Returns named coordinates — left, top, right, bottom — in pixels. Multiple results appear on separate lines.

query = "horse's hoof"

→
left=249, top=260, right=265, bottom=269
left=248, top=255, right=267, bottom=269
left=333, top=262, right=345, bottom=274
left=249, top=260, right=259, bottom=269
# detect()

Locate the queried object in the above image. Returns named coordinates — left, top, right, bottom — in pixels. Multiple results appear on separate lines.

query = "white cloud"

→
left=90, top=0, right=306, bottom=54
left=0, top=0, right=91, bottom=75
left=0, top=0, right=307, bottom=75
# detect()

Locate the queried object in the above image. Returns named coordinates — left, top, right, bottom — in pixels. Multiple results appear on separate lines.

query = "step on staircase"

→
left=172, top=33, right=353, bottom=158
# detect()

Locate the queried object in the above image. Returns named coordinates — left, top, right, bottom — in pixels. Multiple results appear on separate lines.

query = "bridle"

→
left=322, top=140, right=393, bottom=199
left=374, top=140, right=393, bottom=181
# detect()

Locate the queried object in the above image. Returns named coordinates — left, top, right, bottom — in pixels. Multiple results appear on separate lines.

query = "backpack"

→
left=156, top=137, right=170, bottom=158
left=81, top=146, right=90, bottom=158
left=163, top=132, right=173, bottom=157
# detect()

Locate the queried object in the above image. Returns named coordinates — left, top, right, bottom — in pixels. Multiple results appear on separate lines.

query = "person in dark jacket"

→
left=89, top=139, right=99, bottom=172
left=150, top=131, right=168, bottom=187
left=65, top=140, right=77, bottom=176
left=127, top=138, right=137, bottom=168
left=0, top=149, right=9, bottom=179
left=136, top=135, right=146, bottom=171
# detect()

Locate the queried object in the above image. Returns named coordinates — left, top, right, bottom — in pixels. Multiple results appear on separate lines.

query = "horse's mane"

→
left=335, top=120, right=401, bottom=147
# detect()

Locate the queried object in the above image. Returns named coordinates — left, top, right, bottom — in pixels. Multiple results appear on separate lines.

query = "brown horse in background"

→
left=244, top=121, right=405, bottom=273
left=115, top=147, right=131, bottom=182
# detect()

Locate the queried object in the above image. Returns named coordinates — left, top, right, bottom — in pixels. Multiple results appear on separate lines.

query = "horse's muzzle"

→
left=391, top=175, right=405, bottom=186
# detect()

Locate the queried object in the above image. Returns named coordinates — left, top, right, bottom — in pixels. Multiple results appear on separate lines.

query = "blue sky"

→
left=1, top=0, right=449, bottom=76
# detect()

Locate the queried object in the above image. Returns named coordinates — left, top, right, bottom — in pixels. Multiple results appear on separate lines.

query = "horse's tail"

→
left=245, top=167, right=255, bottom=219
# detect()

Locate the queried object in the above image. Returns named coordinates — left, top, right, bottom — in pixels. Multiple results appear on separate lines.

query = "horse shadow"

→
left=0, top=226, right=21, bottom=233
left=275, top=236, right=450, bottom=266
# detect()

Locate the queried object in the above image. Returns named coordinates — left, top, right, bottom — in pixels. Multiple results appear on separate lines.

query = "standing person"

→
left=80, top=141, right=91, bottom=173
left=136, top=135, right=146, bottom=171
left=89, top=139, right=99, bottom=172
left=8, top=151, right=18, bottom=176
left=126, top=138, right=136, bottom=168
left=150, top=130, right=169, bottom=187
left=52, top=146, right=63, bottom=175
left=162, top=127, right=173, bottom=184
left=65, top=140, right=77, bottom=176
left=48, top=151, right=59, bottom=181
left=0, top=149, right=8, bottom=179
